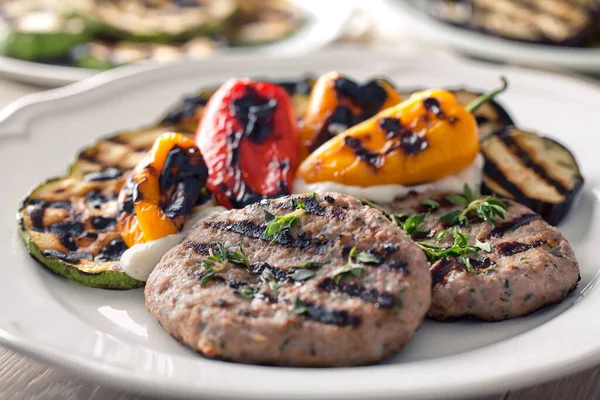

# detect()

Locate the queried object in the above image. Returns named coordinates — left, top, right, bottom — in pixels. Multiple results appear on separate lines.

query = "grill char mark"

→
left=498, top=131, right=570, bottom=194
left=298, top=300, right=362, bottom=327
left=430, top=257, right=494, bottom=286
left=496, top=239, right=546, bottom=256
left=487, top=213, right=540, bottom=239
left=318, top=278, right=395, bottom=309
left=203, top=220, right=328, bottom=250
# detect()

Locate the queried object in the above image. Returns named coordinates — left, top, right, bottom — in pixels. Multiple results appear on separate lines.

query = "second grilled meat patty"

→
left=145, top=193, right=431, bottom=366
left=381, top=191, right=579, bottom=321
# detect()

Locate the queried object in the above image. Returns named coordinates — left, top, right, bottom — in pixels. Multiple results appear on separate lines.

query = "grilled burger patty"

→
left=145, top=193, right=431, bottom=366
left=381, top=192, right=579, bottom=321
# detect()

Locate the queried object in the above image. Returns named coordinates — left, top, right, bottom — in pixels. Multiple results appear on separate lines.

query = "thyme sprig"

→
left=440, top=184, right=507, bottom=226
left=263, top=199, right=306, bottom=240
left=331, top=247, right=378, bottom=284
left=200, top=242, right=249, bottom=287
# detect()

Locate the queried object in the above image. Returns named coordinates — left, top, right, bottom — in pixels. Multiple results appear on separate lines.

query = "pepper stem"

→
left=465, top=76, right=508, bottom=113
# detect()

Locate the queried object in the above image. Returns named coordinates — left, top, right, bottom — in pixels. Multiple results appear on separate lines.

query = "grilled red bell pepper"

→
left=196, top=78, right=299, bottom=208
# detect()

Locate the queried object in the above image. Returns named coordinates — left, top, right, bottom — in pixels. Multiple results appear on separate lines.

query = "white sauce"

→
left=120, top=203, right=226, bottom=281
left=293, top=153, right=484, bottom=203
left=121, top=154, right=483, bottom=281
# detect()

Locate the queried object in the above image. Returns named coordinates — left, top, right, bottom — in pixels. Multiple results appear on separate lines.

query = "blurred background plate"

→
left=0, top=1, right=353, bottom=87
left=383, top=0, right=600, bottom=73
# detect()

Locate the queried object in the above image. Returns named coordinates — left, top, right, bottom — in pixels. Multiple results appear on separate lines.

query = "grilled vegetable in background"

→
left=69, top=38, right=216, bottom=70
left=196, top=79, right=299, bottom=209
left=63, top=0, right=237, bottom=42
left=298, top=78, right=508, bottom=187
left=229, top=0, right=304, bottom=46
left=0, top=0, right=89, bottom=61
left=481, top=126, right=584, bottom=225
left=426, top=0, right=600, bottom=47
left=18, top=171, right=143, bottom=289
left=117, top=133, right=209, bottom=247
left=299, top=72, right=403, bottom=159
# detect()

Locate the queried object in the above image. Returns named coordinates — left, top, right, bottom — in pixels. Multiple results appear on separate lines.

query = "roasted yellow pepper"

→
left=299, top=72, right=403, bottom=160
left=297, top=78, right=508, bottom=187
left=117, top=132, right=208, bottom=247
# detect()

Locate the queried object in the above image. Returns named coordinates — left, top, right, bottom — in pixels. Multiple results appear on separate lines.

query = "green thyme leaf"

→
left=421, top=199, right=440, bottom=210
left=200, top=271, right=217, bottom=287
left=356, top=251, right=380, bottom=264
left=417, top=227, right=479, bottom=263
left=294, top=261, right=324, bottom=270
left=434, top=229, right=449, bottom=241
left=445, top=194, right=468, bottom=206
left=289, top=269, right=317, bottom=282
left=441, top=185, right=507, bottom=227
left=475, top=240, right=491, bottom=252
left=331, top=247, right=369, bottom=284
left=263, top=204, right=306, bottom=240
left=361, top=198, right=408, bottom=227
left=292, top=297, right=309, bottom=315
left=237, top=285, right=258, bottom=300
left=403, top=213, right=427, bottom=237
left=461, top=256, right=476, bottom=273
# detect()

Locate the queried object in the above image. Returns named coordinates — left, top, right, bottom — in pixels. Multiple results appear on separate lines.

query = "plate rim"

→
left=2, top=48, right=600, bottom=399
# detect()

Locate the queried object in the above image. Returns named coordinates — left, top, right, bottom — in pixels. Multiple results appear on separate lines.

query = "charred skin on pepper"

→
left=297, top=89, right=479, bottom=187
left=196, top=78, right=299, bottom=209
left=117, top=132, right=209, bottom=247
left=299, top=72, right=403, bottom=160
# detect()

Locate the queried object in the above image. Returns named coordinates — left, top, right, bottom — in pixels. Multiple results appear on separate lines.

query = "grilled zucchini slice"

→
left=481, top=126, right=584, bottom=225
left=426, top=0, right=600, bottom=47
left=69, top=126, right=191, bottom=174
left=0, top=0, right=89, bottom=61
left=18, top=172, right=144, bottom=289
left=64, top=0, right=237, bottom=42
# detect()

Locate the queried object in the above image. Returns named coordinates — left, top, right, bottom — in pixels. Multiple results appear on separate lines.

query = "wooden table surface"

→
left=2, top=47, right=599, bottom=400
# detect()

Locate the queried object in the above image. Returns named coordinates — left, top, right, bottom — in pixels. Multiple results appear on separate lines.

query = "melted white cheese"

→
left=293, top=153, right=484, bottom=202
left=120, top=203, right=226, bottom=281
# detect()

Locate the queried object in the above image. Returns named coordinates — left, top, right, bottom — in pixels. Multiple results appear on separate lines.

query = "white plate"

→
left=383, top=0, right=600, bottom=73
left=0, top=1, right=353, bottom=87
left=1, top=48, right=600, bottom=400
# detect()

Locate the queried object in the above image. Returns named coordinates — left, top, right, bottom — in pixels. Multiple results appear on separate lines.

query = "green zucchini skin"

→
left=18, top=176, right=144, bottom=290
left=19, top=226, right=143, bottom=290
left=0, top=29, right=87, bottom=61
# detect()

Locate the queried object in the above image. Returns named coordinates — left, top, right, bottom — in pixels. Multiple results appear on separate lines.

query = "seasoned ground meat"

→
left=381, top=191, right=579, bottom=321
left=145, top=193, right=430, bottom=366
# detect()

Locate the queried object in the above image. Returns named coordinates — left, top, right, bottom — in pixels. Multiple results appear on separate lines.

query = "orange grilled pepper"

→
left=117, top=132, right=209, bottom=247
left=299, top=72, right=403, bottom=160
left=297, top=78, right=508, bottom=187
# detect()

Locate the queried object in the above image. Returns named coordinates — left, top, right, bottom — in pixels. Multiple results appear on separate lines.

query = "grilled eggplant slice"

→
left=160, top=76, right=316, bottom=131
left=64, top=0, right=237, bottom=42
left=481, top=126, right=584, bottom=225
left=18, top=172, right=144, bottom=289
left=0, top=0, right=89, bottom=61
left=427, top=0, right=600, bottom=46
left=70, top=126, right=193, bottom=174
left=70, top=38, right=216, bottom=70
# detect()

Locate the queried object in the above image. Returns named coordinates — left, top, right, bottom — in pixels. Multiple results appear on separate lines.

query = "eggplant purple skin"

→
left=481, top=127, right=584, bottom=226
left=424, top=0, right=600, bottom=47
